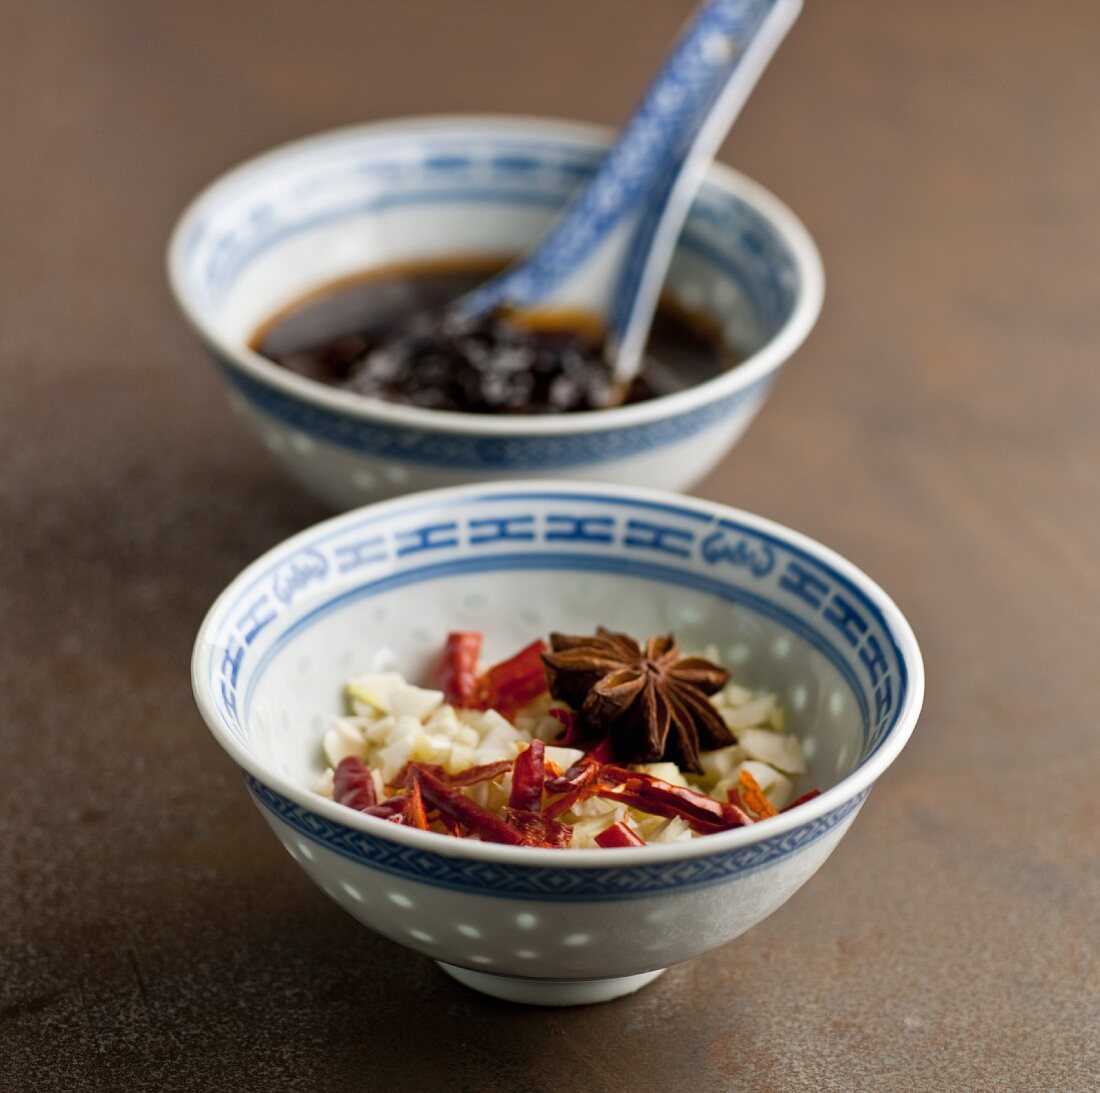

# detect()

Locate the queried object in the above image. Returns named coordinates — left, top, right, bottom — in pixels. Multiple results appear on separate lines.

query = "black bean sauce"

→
left=251, top=259, right=738, bottom=414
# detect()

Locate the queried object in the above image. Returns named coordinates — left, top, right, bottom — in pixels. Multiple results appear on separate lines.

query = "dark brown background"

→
left=2, top=1, right=1098, bottom=1089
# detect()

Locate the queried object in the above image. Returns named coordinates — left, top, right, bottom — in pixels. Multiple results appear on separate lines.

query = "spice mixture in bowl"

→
left=315, top=628, right=818, bottom=849
left=192, top=482, right=923, bottom=1005
left=168, top=116, right=822, bottom=508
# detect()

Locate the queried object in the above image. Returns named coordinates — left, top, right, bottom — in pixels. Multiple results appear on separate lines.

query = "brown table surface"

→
left=3, top=1, right=1098, bottom=1089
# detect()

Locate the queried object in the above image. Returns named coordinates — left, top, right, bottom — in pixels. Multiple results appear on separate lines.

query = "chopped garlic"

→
left=512, top=692, right=557, bottom=736
left=424, top=704, right=458, bottom=732
left=720, top=694, right=777, bottom=730
left=569, top=795, right=621, bottom=818
left=697, top=743, right=747, bottom=785
left=376, top=729, right=417, bottom=783
left=477, top=708, right=521, bottom=737
left=532, top=715, right=571, bottom=742
left=720, top=682, right=754, bottom=707
left=570, top=809, right=628, bottom=848
left=544, top=744, right=585, bottom=770
left=322, top=717, right=368, bottom=767
left=636, top=814, right=692, bottom=843
left=738, top=728, right=807, bottom=775
left=410, top=729, right=451, bottom=766
left=637, top=762, right=690, bottom=788
left=445, top=743, right=476, bottom=774
left=347, top=672, right=406, bottom=713
left=389, top=685, right=444, bottom=721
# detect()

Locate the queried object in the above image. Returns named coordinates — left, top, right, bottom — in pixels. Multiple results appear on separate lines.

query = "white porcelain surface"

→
left=192, top=482, right=922, bottom=1005
left=169, top=116, right=824, bottom=508
left=436, top=965, right=666, bottom=1007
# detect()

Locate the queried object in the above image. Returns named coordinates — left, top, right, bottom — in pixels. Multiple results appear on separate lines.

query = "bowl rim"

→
left=191, top=480, right=924, bottom=868
left=167, top=113, right=824, bottom=438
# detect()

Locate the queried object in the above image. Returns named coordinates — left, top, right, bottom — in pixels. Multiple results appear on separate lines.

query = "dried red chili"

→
left=548, top=707, right=583, bottom=746
left=399, top=779, right=429, bottom=830
left=595, top=765, right=748, bottom=833
left=542, top=781, right=599, bottom=821
left=437, top=759, right=515, bottom=787
left=333, top=756, right=376, bottom=811
left=783, top=789, right=821, bottom=812
left=391, top=758, right=513, bottom=791
left=475, top=639, right=549, bottom=719
left=544, top=737, right=614, bottom=794
left=594, top=821, right=646, bottom=848
left=359, top=798, right=408, bottom=821
left=410, top=764, right=528, bottom=845
left=508, top=739, right=545, bottom=812
left=501, top=807, right=573, bottom=848
left=737, top=770, right=778, bottom=819
left=434, top=631, right=483, bottom=707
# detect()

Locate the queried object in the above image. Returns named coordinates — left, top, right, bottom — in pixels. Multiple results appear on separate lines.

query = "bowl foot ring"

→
left=436, top=962, right=666, bottom=1006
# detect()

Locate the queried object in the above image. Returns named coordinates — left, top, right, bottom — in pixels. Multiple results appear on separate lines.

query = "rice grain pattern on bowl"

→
left=168, top=116, right=824, bottom=508
left=191, top=482, right=923, bottom=1006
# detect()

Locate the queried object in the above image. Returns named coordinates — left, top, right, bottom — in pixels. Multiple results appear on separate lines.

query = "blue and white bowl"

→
left=192, top=482, right=923, bottom=1005
left=168, top=116, right=824, bottom=507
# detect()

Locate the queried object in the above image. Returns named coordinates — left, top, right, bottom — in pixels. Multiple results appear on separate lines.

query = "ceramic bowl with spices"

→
left=191, top=481, right=923, bottom=1005
left=168, top=116, right=823, bottom=508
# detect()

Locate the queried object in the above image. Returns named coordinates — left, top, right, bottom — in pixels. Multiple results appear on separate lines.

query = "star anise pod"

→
left=541, top=627, right=733, bottom=773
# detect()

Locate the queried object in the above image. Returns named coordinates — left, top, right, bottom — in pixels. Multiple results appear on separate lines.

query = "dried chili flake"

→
left=594, top=787, right=728, bottom=834
left=737, top=770, right=778, bottom=819
left=434, top=631, right=483, bottom=707
left=411, top=765, right=527, bottom=845
left=393, top=758, right=513, bottom=791
left=542, top=781, right=599, bottom=820
left=359, top=798, right=407, bottom=821
left=722, top=796, right=754, bottom=827
left=501, top=807, right=573, bottom=848
left=548, top=707, right=584, bottom=746
left=333, top=756, right=377, bottom=811
left=437, top=759, right=514, bottom=787
left=544, top=754, right=600, bottom=795
left=399, top=779, right=430, bottom=829
left=508, top=739, right=545, bottom=812
left=596, top=765, right=746, bottom=833
left=594, top=821, right=646, bottom=848
left=476, top=639, right=549, bottom=719
left=544, top=737, right=614, bottom=794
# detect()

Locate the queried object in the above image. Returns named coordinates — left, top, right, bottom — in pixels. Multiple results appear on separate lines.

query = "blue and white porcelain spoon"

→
left=459, top=0, right=802, bottom=390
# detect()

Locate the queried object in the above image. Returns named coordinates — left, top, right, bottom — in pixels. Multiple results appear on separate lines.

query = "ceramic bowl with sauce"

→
left=168, top=116, right=823, bottom=508
left=191, top=482, right=923, bottom=1005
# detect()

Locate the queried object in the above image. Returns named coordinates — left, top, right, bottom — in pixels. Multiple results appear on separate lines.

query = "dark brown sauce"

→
left=251, top=257, right=739, bottom=414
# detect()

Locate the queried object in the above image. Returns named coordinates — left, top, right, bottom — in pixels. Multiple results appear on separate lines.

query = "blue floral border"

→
left=246, top=771, right=868, bottom=901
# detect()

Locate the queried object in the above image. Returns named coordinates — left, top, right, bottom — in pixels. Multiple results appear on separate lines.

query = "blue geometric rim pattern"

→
left=189, top=138, right=798, bottom=333
left=209, top=492, right=909, bottom=768
left=242, top=553, right=875, bottom=753
left=246, top=771, right=869, bottom=901
left=222, top=359, right=771, bottom=469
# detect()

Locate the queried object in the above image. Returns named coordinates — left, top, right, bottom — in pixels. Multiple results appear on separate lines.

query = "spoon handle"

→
left=611, top=0, right=802, bottom=378
left=460, top=0, right=802, bottom=371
